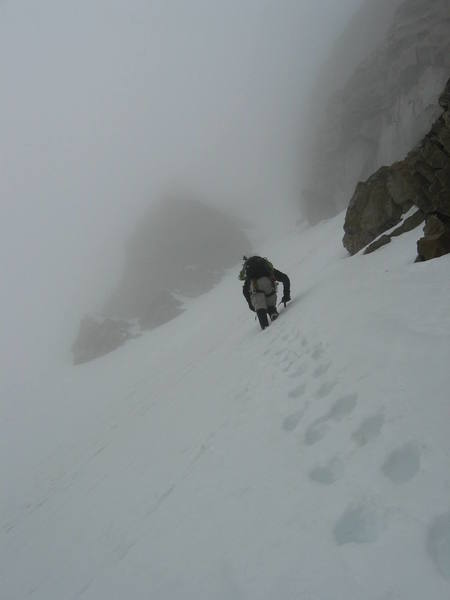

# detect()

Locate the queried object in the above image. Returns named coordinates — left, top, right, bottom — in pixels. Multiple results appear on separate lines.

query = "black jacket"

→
left=243, top=268, right=290, bottom=310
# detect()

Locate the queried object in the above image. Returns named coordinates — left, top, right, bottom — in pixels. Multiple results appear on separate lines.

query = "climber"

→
left=239, top=256, right=291, bottom=329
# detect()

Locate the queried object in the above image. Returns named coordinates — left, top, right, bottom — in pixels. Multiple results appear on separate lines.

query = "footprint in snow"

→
left=334, top=501, right=385, bottom=545
left=282, top=407, right=307, bottom=432
left=280, top=330, right=300, bottom=345
left=311, top=344, right=325, bottom=361
left=288, top=330, right=301, bottom=343
left=327, top=393, right=358, bottom=420
left=279, top=352, right=293, bottom=365
left=314, top=379, right=338, bottom=400
left=381, top=442, right=421, bottom=484
left=313, top=361, right=331, bottom=378
left=304, top=420, right=329, bottom=446
left=278, top=350, right=303, bottom=372
left=281, top=361, right=295, bottom=373
left=289, top=363, right=307, bottom=378
left=352, top=413, right=384, bottom=447
left=277, top=352, right=294, bottom=368
left=309, top=457, right=344, bottom=485
left=427, top=512, right=450, bottom=581
left=304, top=393, right=358, bottom=446
left=288, top=382, right=306, bottom=399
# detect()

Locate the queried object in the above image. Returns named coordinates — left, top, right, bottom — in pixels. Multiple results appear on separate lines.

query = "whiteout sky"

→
left=0, top=0, right=363, bottom=382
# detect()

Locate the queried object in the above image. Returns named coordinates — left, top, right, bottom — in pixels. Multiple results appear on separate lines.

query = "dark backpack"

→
left=240, top=256, right=274, bottom=281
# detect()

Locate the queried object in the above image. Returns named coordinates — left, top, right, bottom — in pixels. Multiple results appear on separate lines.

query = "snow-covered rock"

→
left=342, top=77, right=450, bottom=258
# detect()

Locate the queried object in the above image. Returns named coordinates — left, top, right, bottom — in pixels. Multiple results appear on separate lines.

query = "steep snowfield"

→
left=2, top=214, right=450, bottom=599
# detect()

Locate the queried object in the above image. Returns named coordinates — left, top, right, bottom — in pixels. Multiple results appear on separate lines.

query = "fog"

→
left=1, top=0, right=363, bottom=381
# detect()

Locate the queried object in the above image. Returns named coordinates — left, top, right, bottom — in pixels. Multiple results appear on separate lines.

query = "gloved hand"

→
left=281, top=294, right=291, bottom=304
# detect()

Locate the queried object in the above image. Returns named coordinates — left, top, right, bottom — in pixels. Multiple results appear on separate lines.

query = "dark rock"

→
left=343, top=78, right=450, bottom=259
left=343, top=164, right=414, bottom=254
left=417, top=214, right=450, bottom=261
left=440, top=84, right=450, bottom=110
left=436, top=123, right=450, bottom=155
left=363, top=209, right=425, bottom=254
left=391, top=209, right=426, bottom=238
left=363, top=234, right=392, bottom=255
left=423, top=214, right=448, bottom=238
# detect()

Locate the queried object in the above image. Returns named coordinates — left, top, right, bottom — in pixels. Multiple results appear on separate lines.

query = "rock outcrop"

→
left=342, top=164, right=416, bottom=254
left=413, top=80, right=450, bottom=260
left=417, top=214, right=450, bottom=261
left=363, top=209, right=425, bottom=255
left=303, top=0, right=450, bottom=223
left=343, top=78, right=450, bottom=259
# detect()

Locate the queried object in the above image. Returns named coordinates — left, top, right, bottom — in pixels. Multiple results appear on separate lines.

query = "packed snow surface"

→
left=2, top=214, right=450, bottom=599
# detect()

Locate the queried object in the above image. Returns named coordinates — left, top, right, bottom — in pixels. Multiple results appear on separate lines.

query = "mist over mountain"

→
left=3, top=2, right=450, bottom=597
left=71, top=198, right=251, bottom=363
left=302, top=0, right=450, bottom=223
left=107, top=199, right=251, bottom=316
left=306, top=0, right=403, bottom=116
left=0, top=0, right=363, bottom=378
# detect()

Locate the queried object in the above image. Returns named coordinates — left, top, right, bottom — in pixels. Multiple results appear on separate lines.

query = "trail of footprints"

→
left=267, top=324, right=450, bottom=581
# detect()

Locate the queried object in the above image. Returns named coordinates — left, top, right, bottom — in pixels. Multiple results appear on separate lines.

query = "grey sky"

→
left=1, top=0, right=363, bottom=380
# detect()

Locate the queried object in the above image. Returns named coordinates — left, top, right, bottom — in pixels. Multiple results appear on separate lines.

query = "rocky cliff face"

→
left=343, top=78, right=450, bottom=259
left=303, top=0, right=450, bottom=223
left=306, top=0, right=402, bottom=133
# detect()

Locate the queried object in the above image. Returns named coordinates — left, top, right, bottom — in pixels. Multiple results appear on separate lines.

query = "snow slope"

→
left=2, top=214, right=450, bottom=599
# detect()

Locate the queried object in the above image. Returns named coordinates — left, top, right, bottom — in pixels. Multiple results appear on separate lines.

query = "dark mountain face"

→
left=105, top=198, right=251, bottom=321
left=72, top=198, right=251, bottom=363
left=342, top=77, right=450, bottom=260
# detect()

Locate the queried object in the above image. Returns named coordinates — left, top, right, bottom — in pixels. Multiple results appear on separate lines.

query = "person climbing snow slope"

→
left=239, top=256, right=291, bottom=329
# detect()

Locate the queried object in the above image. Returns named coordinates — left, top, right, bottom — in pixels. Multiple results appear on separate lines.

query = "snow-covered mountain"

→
left=71, top=198, right=251, bottom=364
left=2, top=215, right=450, bottom=599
